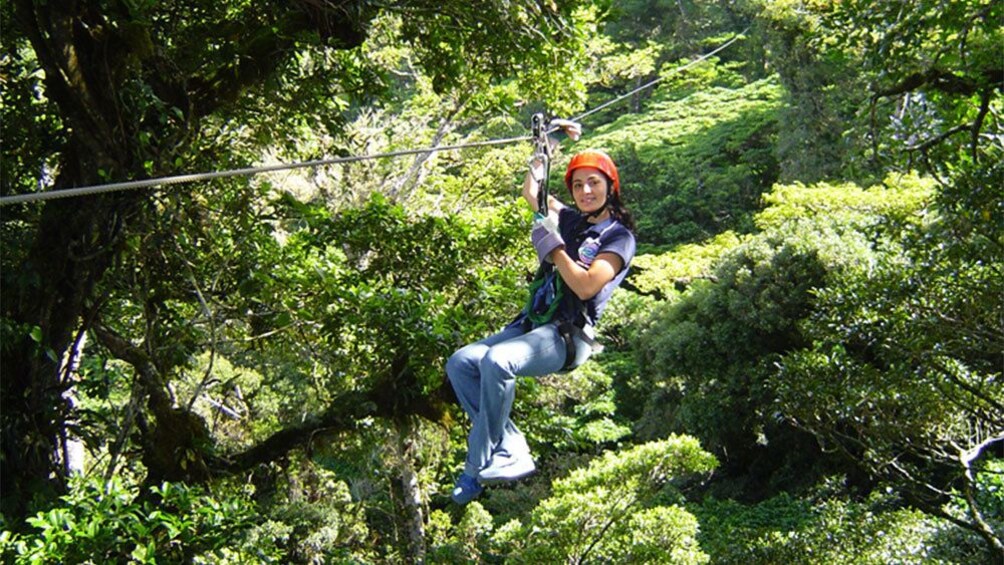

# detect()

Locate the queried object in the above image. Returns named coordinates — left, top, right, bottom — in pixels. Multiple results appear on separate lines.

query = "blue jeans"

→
left=446, top=322, right=592, bottom=477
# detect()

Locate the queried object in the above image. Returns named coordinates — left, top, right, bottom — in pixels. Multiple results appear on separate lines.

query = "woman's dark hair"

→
left=598, top=172, right=635, bottom=232
left=607, top=191, right=636, bottom=232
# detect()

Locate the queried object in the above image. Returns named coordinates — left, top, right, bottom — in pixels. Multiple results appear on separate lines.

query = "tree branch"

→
left=188, top=2, right=372, bottom=118
left=958, top=432, right=1004, bottom=480
left=91, top=322, right=172, bottom=414
left=904, top=123, right=972, bottom=153
left=214, top=390, right=378, bottom=473
left=387, top=96, right=467, bottom=202
left=874, top=67, right=1003, bottom=99
left=971, top=88, right=991, bottom=161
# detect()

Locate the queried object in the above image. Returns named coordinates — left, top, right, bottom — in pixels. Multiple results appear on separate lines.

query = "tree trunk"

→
left=0, top=156, right=140, bottom=517
left=4, top=0, right=161, bottom=521
left=396, top=429, right=427, bottom=564
left=3, top=0, right=372, bottom=522
left=385, top=421, right=425, bottom=561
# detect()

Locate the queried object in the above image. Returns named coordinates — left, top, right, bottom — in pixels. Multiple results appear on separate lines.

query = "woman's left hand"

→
left=531, top=222, right=565, bottom=263
left=550, top=119, right=582, bottom=141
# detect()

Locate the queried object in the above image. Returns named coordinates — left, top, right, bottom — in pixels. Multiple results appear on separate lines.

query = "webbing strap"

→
left=524, top=267, right=564, bottom=325
left=557, top=321, right=577, bottom=371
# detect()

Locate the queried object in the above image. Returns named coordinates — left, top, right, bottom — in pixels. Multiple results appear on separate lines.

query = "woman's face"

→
left=569, top=167, right=609, bottom=214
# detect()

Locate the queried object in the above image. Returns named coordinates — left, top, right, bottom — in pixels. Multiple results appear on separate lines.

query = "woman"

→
left=446, top=143, right=637, bottom=504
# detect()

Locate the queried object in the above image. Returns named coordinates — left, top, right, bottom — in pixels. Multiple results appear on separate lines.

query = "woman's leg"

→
left=446, top=325, right=533, bottom=476
left=465, top=323, right=568, bottom=476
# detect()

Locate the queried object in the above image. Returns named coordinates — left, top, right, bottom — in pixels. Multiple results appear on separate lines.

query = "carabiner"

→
left=530, top=113, right=551, bottom=216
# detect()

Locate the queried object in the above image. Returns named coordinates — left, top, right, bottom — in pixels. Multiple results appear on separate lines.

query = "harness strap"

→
left=558, top=320, right=604, bottom=372
left=558, top=321, right=577, bottom=371
left=524, top=265, right=564, bottom=325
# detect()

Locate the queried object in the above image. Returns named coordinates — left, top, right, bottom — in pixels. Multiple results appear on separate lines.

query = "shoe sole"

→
left=477, top=466, right=536, bottom=486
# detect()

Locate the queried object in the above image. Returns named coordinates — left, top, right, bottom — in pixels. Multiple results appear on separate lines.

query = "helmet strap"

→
left=585, top=201, right=608, bottom=219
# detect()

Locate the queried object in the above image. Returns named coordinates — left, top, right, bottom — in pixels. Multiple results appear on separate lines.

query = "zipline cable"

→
left=0, top=136, right=531, bottom=206
left=561, top=27, right=749, bottom=128
left=0, top=28, right=747, bottom=207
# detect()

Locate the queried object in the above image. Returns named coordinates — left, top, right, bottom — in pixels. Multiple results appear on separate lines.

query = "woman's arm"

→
left=522, top=159, right=565, bottom=215
left=550, top=250, right=624, bottom=300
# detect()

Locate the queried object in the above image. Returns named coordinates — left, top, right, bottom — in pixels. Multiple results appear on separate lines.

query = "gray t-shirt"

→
left=556, top=207, right=636, bottom=325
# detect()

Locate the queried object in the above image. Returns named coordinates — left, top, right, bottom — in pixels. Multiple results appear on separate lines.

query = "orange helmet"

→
left=564, top=150, right=620, bottom=197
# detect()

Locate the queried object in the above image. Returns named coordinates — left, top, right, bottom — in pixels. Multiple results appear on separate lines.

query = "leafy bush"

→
left=632, top=174, right=934, bottom=494
left=425, top=503, right=495, bottom=563
left=0, top=475, right=278, bottom=563
left=491, top=436, right=717, bottom=563
left=774, top=187, right=1002, bottom=552
left=630, top=231, right=742, bottom=299
left=694, top=486, right=964, bottom=564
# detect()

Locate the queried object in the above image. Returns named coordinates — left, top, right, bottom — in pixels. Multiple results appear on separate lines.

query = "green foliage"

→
left=492, top=436, right=716, bottom=563
left=762, top=161, right=1000, bottom=548
left=586, top=35, right=661, bottom=89
left=398, top=1, right=592, bottom=111
left=0, top=475, right=275, bottom=563
left=941, top=460, right=1004, bottom=563
left=630, top=230, right=742, bottom=298
left=0, top=32, right=64, bottom=202
left=632, top=174, right=934, bottom=494
left=754, top=0, right=1003, bottom=182
left=755, top=172, right=936, bottom=232
left=751, top=0, right=864, bottom=183
left=595, top=0, right=761, bottom=106
left=773, top=187, right=1002, bottom=548
left=694, top=487, right=966, bottom=564
left=519, top=356, right=632, bottom=455
left=575, top=77, right=784, bottom=244
left=827, top=0, right=1002, bottom=173
left=425, top=502, right=495, bottom=563
left=264, top=194, right=527, bottom=402
left=605, top=0, right=739, bottom=48
left=176, top=353, right=277, bottom=451
left=250, top=456, right=373, bottom=563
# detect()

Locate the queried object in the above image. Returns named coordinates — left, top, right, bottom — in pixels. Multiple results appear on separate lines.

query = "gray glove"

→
left=531, top=221, right=564, bottom=263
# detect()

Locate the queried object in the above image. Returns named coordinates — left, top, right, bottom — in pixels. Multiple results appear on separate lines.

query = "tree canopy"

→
left=1, top=0, right=1000, bottom=562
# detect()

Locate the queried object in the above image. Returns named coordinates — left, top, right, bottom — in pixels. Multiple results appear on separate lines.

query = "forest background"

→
left=1, top=0, right=1001, bottom=562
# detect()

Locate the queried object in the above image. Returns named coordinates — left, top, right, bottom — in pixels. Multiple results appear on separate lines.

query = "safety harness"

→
left=522, top=265, right=583, bottom=371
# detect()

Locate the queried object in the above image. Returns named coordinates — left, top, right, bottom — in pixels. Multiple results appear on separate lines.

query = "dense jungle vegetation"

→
left=2, top=0, right=1001, bottom=562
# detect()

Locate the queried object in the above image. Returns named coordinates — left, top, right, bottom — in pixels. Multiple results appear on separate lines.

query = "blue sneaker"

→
left=451, top=473, right=483, bottom=504
left=478, top=451, right=536, bottom=486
